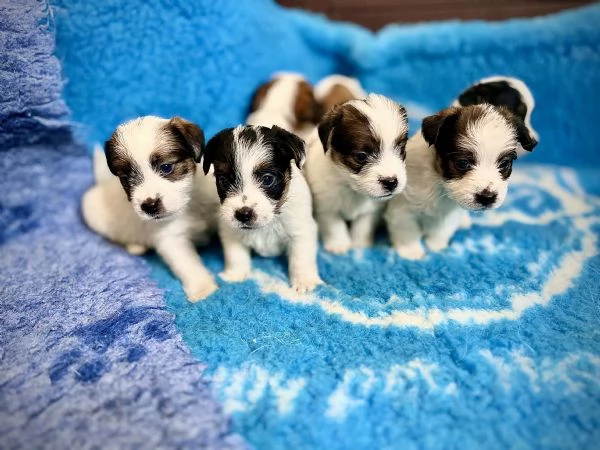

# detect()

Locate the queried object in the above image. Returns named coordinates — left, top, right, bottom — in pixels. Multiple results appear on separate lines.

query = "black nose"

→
left=475, top=189, right=497, bottom=207
left=379, top=177, right=398, bottom=192
left=234, top=207, right=256, bottom=224
left=140, top=197, right=162, bottom=216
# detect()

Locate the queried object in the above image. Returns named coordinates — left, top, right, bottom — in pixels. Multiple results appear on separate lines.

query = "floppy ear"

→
left=104, top=136, right=118, bottom=176
left=421, top=107, right=460, bottom=147
left=202, top=128, right=233, bottom=175
left=317, top=106, right=340, bottom=152
left=497, top=107, right=538, bottom=152
left=270, top=125, right=306, bottom=169
left=249, top=80, right=274, bottom=114
left=295, top=81, right=323, bottom=125
left=168, top=117, right=205, bottom=163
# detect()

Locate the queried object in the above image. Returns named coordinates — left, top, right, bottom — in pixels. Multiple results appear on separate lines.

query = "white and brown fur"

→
left=203, top=125, right=322, bottom=293
left=247, top=72, right=322, bottom=141
left=453, top=76, right=538, bottom=155
left=385, top=103, right=538, bottom=260
left=81, top=116, right=220, bottom=302
left=314, top=74, right=367, bottom=113
left=305, top=93, right=409, bottom=254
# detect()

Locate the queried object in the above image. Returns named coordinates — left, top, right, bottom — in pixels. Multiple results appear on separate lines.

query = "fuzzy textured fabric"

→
left=2, top=0, right=600, bottom=448
left=0, top=0, right=71, bottom=149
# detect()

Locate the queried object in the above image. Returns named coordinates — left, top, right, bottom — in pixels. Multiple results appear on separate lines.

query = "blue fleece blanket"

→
left=1, top=0, right=600, bottom=449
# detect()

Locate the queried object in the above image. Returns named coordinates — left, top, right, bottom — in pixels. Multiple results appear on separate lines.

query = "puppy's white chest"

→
left=239, top=219, right=288, bottom=257
left=337, top=187, right=380, bottom=221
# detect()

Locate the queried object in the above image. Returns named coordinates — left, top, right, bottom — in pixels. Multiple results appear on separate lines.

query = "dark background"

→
left=279, top=0, right=595, bottom=30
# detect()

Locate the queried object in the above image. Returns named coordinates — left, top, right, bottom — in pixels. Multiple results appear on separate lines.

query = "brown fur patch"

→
left=319, top=103, right=381, bottom=174
left=294, top=80, right=322, bottom=126
left=151, top=129, right=198, bottom=181
left=250, top=80, right=276, bottom=112
left=320, top=84, right=357, bottom=113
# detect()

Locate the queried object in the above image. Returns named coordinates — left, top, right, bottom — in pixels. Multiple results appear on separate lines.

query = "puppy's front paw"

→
left=126, top=244, right=148, bottom=255
left=425, top=236, right=450, bottom=252
left=324, top=236, right=352, bottom=255
left=351, top=236, right=374, bottom=249
left=395, top=242, right=426, bottom=260
left=219, top=268, right=250, bottom=283
left=184, top=277, right=218, bottom=303
left=291, top=275, right=323, bottom=294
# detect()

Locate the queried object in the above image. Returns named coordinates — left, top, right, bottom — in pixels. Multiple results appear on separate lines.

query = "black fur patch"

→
left=458, top=80, right=527, bottom=121
left=104, top=133, right=143, bottom=201
left=203, top=128, right=239, bottom=203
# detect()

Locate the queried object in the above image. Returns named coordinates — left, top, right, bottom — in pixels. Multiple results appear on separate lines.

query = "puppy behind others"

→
left=81, top=116, right=220, bottom=302
left=385, top=102, right=538, bottom=260
left=453, top=75, right=538, bottom=156
left=203, top=124, right=322, bottom=293
left=314, top=74, right=367, bottom=113
left=305, top=93, right=409, bottom=254
left=247, top=72, right=322, bottom=141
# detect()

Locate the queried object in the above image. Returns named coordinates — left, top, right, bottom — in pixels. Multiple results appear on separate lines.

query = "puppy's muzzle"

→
left=474, top=189, right=497, bottom=208
left=140, top=197, right=164, bottom=217
left=234, top=206, right=256, bottom=226
left=379, top=176, right=398, bottom=193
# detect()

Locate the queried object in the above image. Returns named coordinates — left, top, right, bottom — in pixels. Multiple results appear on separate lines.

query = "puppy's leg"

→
left=350, top=212, right=380, bottom=248
left=219, top=228, right=252, bottom=282
left=288, top=221, right=322, bottom=293
left=423, top=208, right=463, bottom=252
left=319, top=213, right=351, bottom=255
left=385, top=205, right=425, bottom=260
left=126, top=244, right=148, bottom=255
left=155, top=237, right=218, bottom=303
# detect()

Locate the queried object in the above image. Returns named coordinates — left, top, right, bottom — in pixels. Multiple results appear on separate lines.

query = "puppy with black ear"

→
left=385, top=103, right=538, bottom=260
left=247, top=72, right=322, bottom=141
left=81, top=116, right=220, bottom=302
left=203, top=125, right=322, bottom=293
left=304, top=93, right=409, bottom=254
left=453, top=76, right=538, bottom=155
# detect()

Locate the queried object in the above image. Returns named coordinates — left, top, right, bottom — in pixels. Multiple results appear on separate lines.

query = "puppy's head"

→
left=455, top=76, right=538, bottom=148
left=203, top=125, right=305, bottom=230
left=317, top=93, right=408, bottom=199
left=249, top=72, right=322, bottom=130
left=422, top=104, right=537, bottom=210
left=105, top=116, right=204, bottom=221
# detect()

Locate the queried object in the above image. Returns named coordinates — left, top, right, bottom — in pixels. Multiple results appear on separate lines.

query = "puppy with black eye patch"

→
left=385, top=103, right=538, bottom=260
left=203, top=125, right=322, bottom=293
left=81, top=116, right=220, bottom=302
left=304, top=93, right=409, bottom=254
left=453, top=75, right=538, bottom=155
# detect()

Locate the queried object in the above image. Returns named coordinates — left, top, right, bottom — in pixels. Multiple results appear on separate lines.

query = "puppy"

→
left=203, top=125, right=322, bottom=293
left=314, top=74, right=367, bottom=113
left=453, top=76, right=538, bottom=154
left=81, top=116, right=220, bottom=302
left=247, top=72, right=322, bottom=140
left=385, top=104, right=538, bottom=260
left=305, top=93, right=409, bottom=254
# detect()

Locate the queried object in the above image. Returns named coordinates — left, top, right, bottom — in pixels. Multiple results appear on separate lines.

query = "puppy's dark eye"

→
left=217, top=175, right=229, bottom=190
left=159, top=163, right=174, bottom=175
left=354, top=152, right=368, bottom=163
left=455, top=159, right=472, bottom=171
left=260, top=173, right=277, bottom=188
left=498, top=158, right=512, bottom=171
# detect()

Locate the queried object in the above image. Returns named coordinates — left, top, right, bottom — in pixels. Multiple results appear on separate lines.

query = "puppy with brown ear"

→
left=203, top=125, right=322, bottom=293
left=81, top=116, right=220, bottom=302
left=385, top=104, right=538, bottom=260
left=247, top=72, right=322, bottom=141
left=314, top=74, right=367, bottom=113
left=305, top=93, right=409, bottom=254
